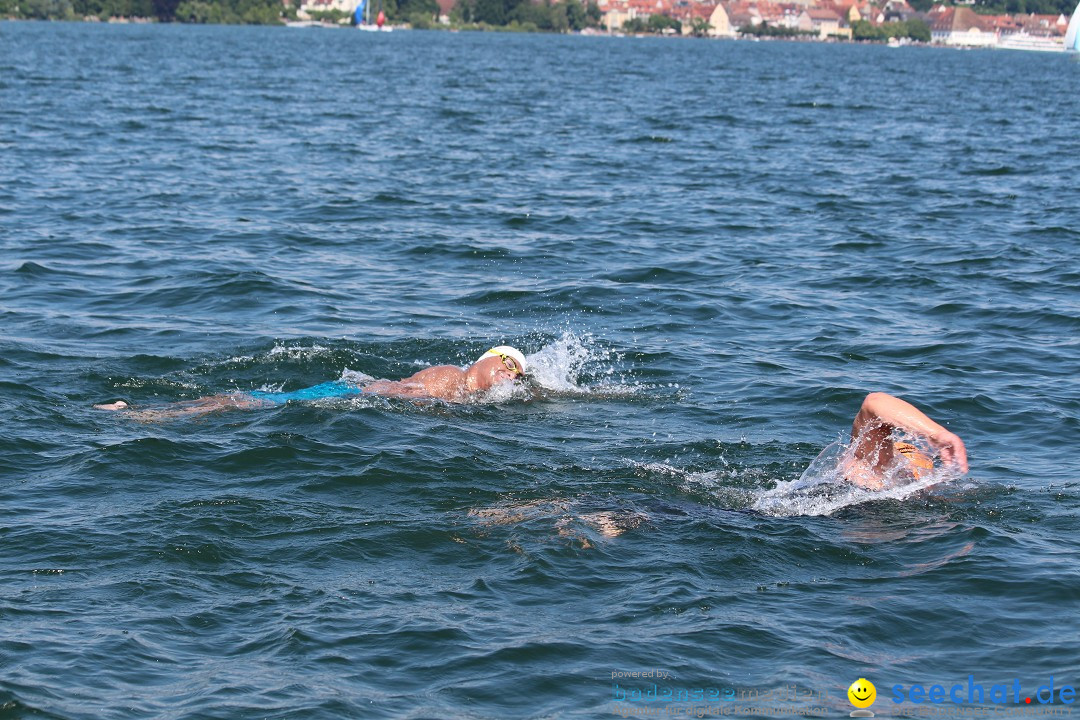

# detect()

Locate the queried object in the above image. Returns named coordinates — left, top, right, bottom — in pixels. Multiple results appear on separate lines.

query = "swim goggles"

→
left=494, top=352, right=525, bottom=379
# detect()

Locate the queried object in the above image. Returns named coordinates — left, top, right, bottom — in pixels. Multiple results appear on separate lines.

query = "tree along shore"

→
left=0, top=0, right=603, bottom=28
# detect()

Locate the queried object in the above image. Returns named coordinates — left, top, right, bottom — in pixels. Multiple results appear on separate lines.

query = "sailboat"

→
left=354, top=0, right=373, bottom=28
left=356, top=0, right=392, bottom=30
left=1066, top=0, right=1080, bottom=52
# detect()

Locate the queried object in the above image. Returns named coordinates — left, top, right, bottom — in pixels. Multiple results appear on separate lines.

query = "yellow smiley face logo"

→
left=848, top=678, right=876, bottom=709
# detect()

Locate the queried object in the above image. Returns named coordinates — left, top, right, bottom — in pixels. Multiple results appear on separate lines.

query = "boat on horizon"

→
left=1065, top=0, right=1080, bottom=51
left=354, top=0, right=392, bottom=31
left=996, top=30, right=1066, bottom=52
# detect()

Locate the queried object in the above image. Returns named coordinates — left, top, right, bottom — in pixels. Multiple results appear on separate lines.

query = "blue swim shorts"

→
left=248, top=381, right=364, bottom=405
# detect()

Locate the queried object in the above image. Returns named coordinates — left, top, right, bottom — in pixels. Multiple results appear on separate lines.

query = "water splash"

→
left=477, top=378, right=528, bottom=404
left=523, top=332, right=640, bottom=397
left=438, top=331, right=630, bottom=405
left=751, top=440, right=960, bottom=517
left=220, top=342, right=335, bottom=366
left=267, top=342, right=331, bottom=359
left=631, top=439, right=962, bottom=518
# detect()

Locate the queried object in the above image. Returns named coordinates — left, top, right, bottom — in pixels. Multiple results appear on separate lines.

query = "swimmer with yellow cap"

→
left=843, top=392, right=968, bottom=490
left=95, top=345, right=529, bottom=419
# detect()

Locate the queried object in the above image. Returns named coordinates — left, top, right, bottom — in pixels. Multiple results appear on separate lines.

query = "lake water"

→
left=2, top=21, right=1079, bottom=719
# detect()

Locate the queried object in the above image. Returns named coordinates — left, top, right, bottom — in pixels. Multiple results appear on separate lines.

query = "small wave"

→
left=961, top=165, right=1020, bottom=176
left=13, top=260, right=89, bottom=278
left=624, top=135, right=674, bottom=144
left=631, top=461, right=757, bottom=509
left=0, top=691, right=49, bottom=719
left=700, top=113, right=738, bottom=125
left=372, top=192, right=423, bottom=206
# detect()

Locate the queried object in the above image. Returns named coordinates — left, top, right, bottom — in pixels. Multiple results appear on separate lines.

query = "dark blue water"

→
left=3, top=21, right=1079, bottom=719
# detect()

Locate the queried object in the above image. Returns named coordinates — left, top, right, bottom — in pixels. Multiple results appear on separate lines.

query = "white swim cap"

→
left=476, top=345, right=527, bottom=374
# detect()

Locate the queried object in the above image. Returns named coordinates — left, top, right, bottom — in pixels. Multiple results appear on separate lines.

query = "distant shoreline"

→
left=0, top=16, right=1073, bottom=54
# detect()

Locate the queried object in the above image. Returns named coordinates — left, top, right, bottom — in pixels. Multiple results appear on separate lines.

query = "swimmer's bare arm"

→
left=364, top=365, right=467, bottom=400
left=93, top=393, right=267, bottom=420
left=852, top=392, right=969, bottom=473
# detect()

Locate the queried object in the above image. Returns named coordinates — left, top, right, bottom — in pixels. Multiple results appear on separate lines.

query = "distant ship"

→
left=997, top=31, right=1066, bottom=52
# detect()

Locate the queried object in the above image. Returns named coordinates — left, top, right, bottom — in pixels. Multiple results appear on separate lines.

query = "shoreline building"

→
left=297, top=0, right=356, bottom=17
left=929, top=5, right=996, bottom=46
left=672, top=2, right=736, bottom=35
left=798, top=7, right=850, bottom=37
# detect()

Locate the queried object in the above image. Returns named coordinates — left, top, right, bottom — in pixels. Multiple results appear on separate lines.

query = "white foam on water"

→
left=115, top=377, right=202, bottom=391
left=267, top=342, right=330, bottom=359
left=222, top=353, right=255, bottom=364
left=220, top=343, right=333, bottom=366
left=523, top=332, right=642, bottom=397
left=631, top=460, right=757, bottom=508
left=478, top=378, right=528, bottom=404
left=751, top=440, right=961, bottom=517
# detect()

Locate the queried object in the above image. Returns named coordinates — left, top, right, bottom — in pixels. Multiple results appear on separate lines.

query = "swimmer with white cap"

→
left=364, top=345, right=527, bottom=401
left=94, top=345, right=529, bottom=418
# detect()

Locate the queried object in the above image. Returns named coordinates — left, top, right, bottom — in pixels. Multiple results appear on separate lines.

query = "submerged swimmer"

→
left=467, top=393, right=968, bottom=543
left=467, top=499, right=649, bottom=549
left=94, top=346, right=528, bottom=419
left=844, top=392, right=968, bottom=490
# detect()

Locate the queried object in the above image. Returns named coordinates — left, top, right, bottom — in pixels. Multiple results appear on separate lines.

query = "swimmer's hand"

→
left=927, top=429, right=968, bottom=474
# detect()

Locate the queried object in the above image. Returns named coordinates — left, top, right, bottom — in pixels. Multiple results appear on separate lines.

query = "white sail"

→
left=1066, top=0, right=1080, bottom=51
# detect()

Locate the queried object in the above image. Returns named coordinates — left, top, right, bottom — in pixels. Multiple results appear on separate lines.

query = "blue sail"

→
left=354, top=0, right=366, bottom=24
